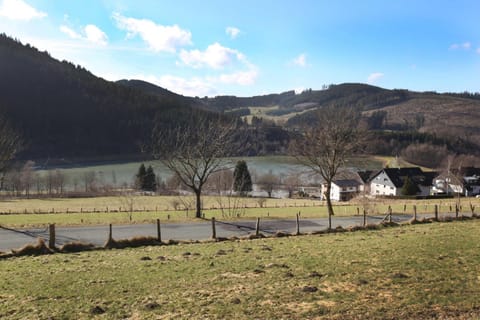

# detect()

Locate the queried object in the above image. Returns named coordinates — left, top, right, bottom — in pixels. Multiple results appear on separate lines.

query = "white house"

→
left=432, top=168, right=480, bottom=196
left=322, top=179, right=361, bottom=201
left=370, top=167, right=434, bottom=197
left=431, top=175, right=464, bottom=195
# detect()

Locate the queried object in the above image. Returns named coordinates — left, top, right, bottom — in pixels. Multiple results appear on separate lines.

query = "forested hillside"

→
left=1, top=33, right=480, bottom=167
left=0, top=34, right=198, bottom=160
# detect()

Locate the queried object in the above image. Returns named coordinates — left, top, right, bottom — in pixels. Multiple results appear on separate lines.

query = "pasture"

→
left=1, top=195, right=479, bottom=227
left=1, top=220, right=479, bottom=319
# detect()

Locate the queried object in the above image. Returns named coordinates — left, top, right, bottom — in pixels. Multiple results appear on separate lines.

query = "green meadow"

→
left=1, top=195, right=478, bottom=227
left=1, top=220, right=479, bottom=319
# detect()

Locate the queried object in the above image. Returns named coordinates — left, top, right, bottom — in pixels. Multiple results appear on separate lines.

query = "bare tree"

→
left=289, top=106, right=362, bottom=230
left=53, top=169, right=66, bottom=195
left=83, top=171, right=97, bottom=193
left=283, top=172, right=304, bottom=198
left=153, top=116, right=238, bottom=218
left=257, top=170, right=280, bottom=198
left=20, top=160, right=35, bottom=197
left=34, top=172, right=45, bottom=195
left=118, top=190, right=136, bottom=221
left=0, top=116, right=21, bottom=190
left=206, top=168, right=246, bottom=218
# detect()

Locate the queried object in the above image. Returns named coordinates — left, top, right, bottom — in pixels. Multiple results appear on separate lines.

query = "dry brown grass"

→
left=11, top=238, right=53, bottom=256
left=59, top=241, right=96, bottom=253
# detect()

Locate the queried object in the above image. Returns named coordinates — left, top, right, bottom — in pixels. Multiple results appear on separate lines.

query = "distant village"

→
left=252, top=166, right=480, bottom=201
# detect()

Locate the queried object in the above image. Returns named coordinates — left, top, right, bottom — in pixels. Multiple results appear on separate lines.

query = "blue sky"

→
left=1, top=0, right=479, bottom=97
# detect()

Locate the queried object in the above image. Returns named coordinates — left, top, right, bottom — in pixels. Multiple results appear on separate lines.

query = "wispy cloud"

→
left=214, top=68, right=258, bottom=86
left=113, top=12, right=192, bottom=53
left=127, top=67, right=258, bottom=97
left=179, top=42, right=247, bottom=69
left=131, top=74, right=217, bottom=97
left=226, top=26, right=241, bottom=39
left=84, top=25, right=108, bottom=46
left=292, top=53, right=307, bottom=67
left=0, top=0, right=46, bottom=21
left=178, top=42, right=258, bottom=88
left=477, top=48, right=480, bottom=54
left=60, top=24, right=108, bottom=46
left=367, top=72, right=384, bottom=84
left=60, top=25, right=81, bottom=39
left=449, top=42, right=471, bottom=50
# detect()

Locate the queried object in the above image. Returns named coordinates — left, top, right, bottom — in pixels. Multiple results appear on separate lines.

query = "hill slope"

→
left=0, top=34, right=199, bottom=160
left=2, top=33, right=479, bottom=165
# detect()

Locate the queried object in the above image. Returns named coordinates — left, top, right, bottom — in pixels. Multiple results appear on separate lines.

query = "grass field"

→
left=1, top=195, right=479, bottom=228
left=1, top=220, right=479, bottom=319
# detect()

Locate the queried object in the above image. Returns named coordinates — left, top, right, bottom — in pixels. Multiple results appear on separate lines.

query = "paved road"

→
left=0, top=212, right=454, bottom=252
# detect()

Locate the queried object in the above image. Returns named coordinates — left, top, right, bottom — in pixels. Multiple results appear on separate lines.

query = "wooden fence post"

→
left=388, top=206, right=392, bottom=223
left=413, top=205, right=417, bottom=221
left=455, top=204, right=459, bottom=218
left=255, top=217, right=260, bottom=237
left=157, top=219, right=162, bottom=242
left=296, top=212, right=300, bottom=235
left=363, top=209, right=367, bottom=227
left=470, top=202, right=475, bottom=216
left=434, top=204, right=438, bottom=221
left=108, top=224, right=113, bottom=242
left=211, top=217, right=216, bottom=240
left=48, top=224, right=56, bottom=249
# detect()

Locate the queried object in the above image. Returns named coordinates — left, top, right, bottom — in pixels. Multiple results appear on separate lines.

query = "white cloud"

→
left=179, top=42, right=246, bottom=69
left=215, top=68, right=258, bottom=86
left=60, top=24, right=108, bottom=46
left=367, top=72, right=384, bottom=84
left=226, top=26, right=240, bottom=39
left=450, top=42, right=471, bottom=50
left=60, top=25, right=81, bottom=39
left=0, top=0, right=46, bottom=21
left=125, top=67, right=258, bottom=97
left=292, top=53, right=307, bottom=67
left=84, top=24, right=108, bottom=46
left=178, top=42, right=258, bottom=86
left=113, top=12, right=191, bottom=53
left=131, top=74, right=216, bottom=97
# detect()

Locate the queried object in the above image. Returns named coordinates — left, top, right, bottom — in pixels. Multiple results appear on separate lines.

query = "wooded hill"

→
left=0, top=34, right=204, bottom=161
left=199, top=83, right=480, bottom=167
left=1, top=33, right=480, bottom=167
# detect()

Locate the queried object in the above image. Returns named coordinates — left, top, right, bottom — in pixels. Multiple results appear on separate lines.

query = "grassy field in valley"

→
left=1, top=195, right=480, bottom=227
left=1, top=220, right=479, bottom=319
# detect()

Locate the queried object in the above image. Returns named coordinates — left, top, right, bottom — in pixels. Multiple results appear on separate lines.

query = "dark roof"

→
left=420, top=171, right=438, bottom=186
left=377, top=167, right=431, bottom=188
left=333, top=179, right=361, bottom=187
left=458, top=167, right=480, bottom=177
left=357, top=170, right=375, bottom=183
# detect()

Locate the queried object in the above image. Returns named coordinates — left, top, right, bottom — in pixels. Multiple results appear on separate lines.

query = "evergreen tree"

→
left=135, top=163, right=147, bottom=190
left=233, top=160, right=252, bottom=195
left=144, top=165, right=157, bottom=192
left=401, top=176, right=418, bottom=196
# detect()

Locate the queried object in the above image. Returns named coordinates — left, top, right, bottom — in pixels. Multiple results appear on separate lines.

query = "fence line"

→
left=3, top=206, right=480, bottom=258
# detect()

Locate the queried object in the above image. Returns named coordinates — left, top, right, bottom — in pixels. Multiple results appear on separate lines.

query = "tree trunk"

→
left=194, top=189, right=202, bottom=218
left=325, top=182, right=334, bottom=230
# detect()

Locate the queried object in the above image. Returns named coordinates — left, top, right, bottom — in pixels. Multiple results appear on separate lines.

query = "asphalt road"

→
left=0, top=213, right=431, bottom=252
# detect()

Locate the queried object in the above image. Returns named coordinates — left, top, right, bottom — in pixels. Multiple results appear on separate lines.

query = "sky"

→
left=1, top=0, right=479, bottom=97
